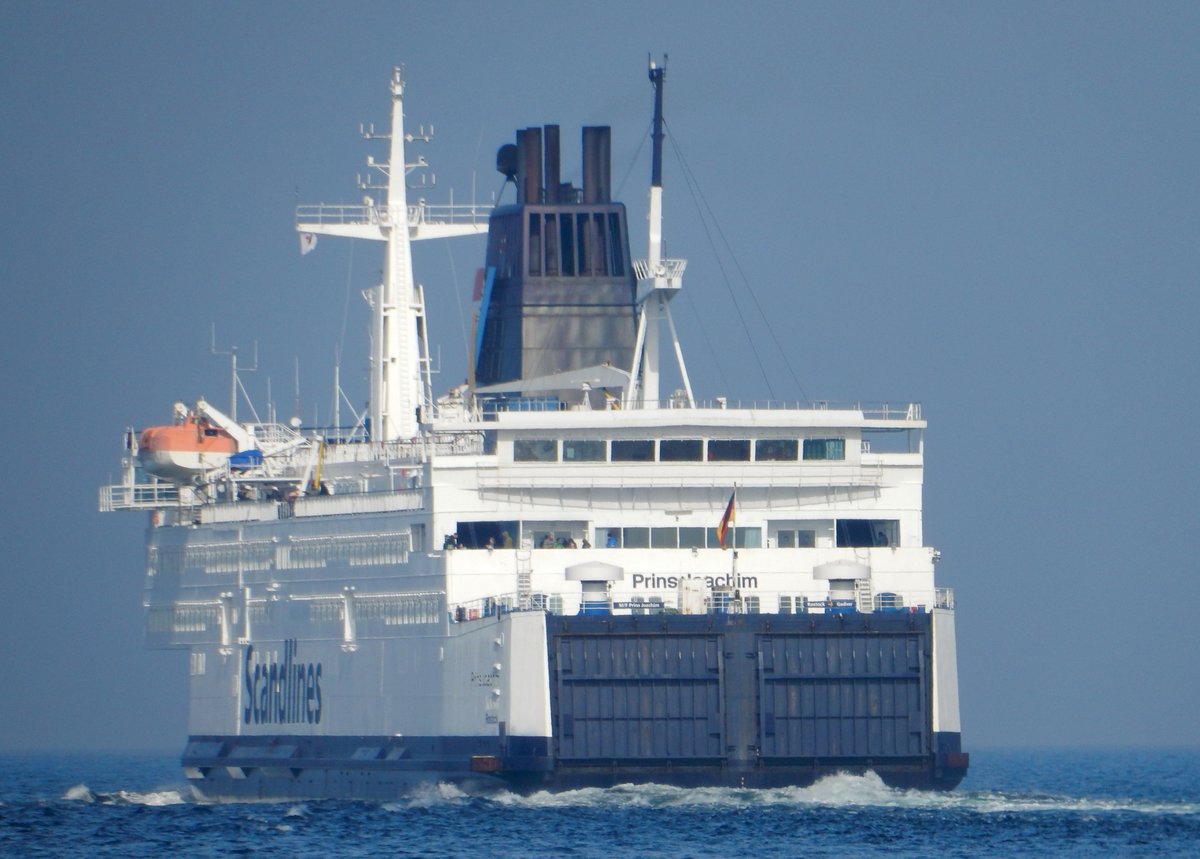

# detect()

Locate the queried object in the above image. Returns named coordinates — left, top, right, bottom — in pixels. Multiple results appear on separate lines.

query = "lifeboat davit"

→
left=138, top=416, right=237, bottom=482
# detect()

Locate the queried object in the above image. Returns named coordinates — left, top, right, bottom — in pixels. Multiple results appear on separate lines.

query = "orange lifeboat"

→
left=138, top=416, right=237, bottom=482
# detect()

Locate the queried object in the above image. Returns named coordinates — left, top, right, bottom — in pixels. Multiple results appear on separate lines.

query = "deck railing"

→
left=295, top=200, right=492, bottom=229
left=449, top=587, right=954, bottom=622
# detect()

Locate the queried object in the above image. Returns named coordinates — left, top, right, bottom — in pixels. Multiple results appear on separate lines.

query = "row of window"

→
left=514, top=437, right=847, bottom=464
left=453, top=519, right=898, bottom=550
left=150, top=533, right=413, bottom=576
left=595, top=526, right=763, bottom=549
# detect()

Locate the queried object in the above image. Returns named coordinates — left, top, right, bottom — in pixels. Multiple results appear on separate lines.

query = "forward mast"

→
left=295, top=68, right=488, bottom=441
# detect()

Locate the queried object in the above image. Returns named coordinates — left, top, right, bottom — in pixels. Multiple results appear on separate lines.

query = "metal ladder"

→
left=854, top=577, right=874, bottom=613
left=516, top=550, right=532, bottom=609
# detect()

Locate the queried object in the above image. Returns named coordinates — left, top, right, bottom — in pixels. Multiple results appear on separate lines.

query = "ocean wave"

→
left=61, top=783, right=186, bottom=806
left=55, top=772, right=1200, bottom=818
left=381, top=780, right=471, bottom=811
left=483, top=772, right=1200, bottom=817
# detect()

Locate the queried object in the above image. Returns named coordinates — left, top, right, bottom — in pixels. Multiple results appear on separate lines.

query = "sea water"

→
left=1, top=748, right=1196, bottom=857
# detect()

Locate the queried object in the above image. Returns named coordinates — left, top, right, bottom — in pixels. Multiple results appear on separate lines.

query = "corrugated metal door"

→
left=551, top=633, right=724, bottom=760
left=757, top=630, right=929, bottom=758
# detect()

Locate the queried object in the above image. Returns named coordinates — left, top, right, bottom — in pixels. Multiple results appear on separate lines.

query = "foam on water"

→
left=381, top=780, right=471, bottom=811
left=52, top=769, right=1200, bottom=818
left=61, top=783, right=185, bottom=806
left=11, top=751, right=1197, bottom=858
left=482, top=771, right=1200, bottom=817
left=62, top=784, right=95, bottom=803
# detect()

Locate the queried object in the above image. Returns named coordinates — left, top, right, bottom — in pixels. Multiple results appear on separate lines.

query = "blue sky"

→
left=1, top=1, right=1197, bottom=752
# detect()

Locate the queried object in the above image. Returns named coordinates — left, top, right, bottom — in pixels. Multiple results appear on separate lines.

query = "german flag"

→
left=717, top=491, right=736, bottom=549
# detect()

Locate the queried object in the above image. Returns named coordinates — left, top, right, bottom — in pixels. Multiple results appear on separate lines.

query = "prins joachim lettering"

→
left=630, top=573, right=758, bottom=590
left=243, top=639, right=323, bottom=725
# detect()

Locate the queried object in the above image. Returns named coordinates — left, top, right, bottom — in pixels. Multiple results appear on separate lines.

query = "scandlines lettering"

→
left=243, top=639, right=323, bottom=725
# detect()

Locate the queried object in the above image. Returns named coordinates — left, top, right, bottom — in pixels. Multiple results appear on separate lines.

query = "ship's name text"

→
left=631, top=573, right=758, bottom=590
left=243, top=640, right=323, bottom=725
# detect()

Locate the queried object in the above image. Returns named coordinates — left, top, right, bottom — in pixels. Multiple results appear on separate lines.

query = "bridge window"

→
left=563, top=439, right=605, bottom=461
left=707, top=439, right=751, bottom=461
left=660, top=438, right=703, bottom=461
left=514, top=439, right=557, bottom=462
left=612, top=439, right=654, bottom=461
left=803, top=438, right=846, bottom=460
left=756, top=439, right=798, bottom=461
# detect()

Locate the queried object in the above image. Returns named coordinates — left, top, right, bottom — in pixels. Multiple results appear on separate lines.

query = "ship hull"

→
left=181, top=611, right=967, bottom=801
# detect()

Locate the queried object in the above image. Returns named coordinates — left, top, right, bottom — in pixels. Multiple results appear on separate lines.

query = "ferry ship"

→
left=100, top=63, right=968, bottom=799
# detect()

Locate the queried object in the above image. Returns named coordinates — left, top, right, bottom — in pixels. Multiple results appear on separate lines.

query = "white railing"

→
left=448, top=587, right=952, bottom=622
left=295, top=201, right=492, bottom=229
left=633, top=258, right=687, bottom=282
left=478, top=397, right=921, bottom=420
left=99, top=482, right=180, bottom=512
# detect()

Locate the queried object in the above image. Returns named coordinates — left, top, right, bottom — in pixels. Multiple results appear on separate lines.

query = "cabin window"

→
left=514, top=439, right=558, bottom=462
left=803, top=438, right=846, bottom=460
left=660, top=439, right=703, bottom=461
left=705, top=527, right=762, bottom=548
left=651, top=528, right=678, bottom=548
left=622, top=527, right=650, bottom=548
left=779, top=596, right=809, bottom=614
left=775, top=529, right=816, bottom=549
left=735, top=528, right=762, bottom=548
left=755, top=439, right=798, bottom=461
left=563, top=439, right=605, bottom=462
left=874, top=592, right=905, bottom=611
left=592, top=526, right=762, bottom=550
left=707, top=439, right=751, bottom=461
left=612, top=439, right=654, bottom=462
left=836, top=519, right=898, bottom=548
